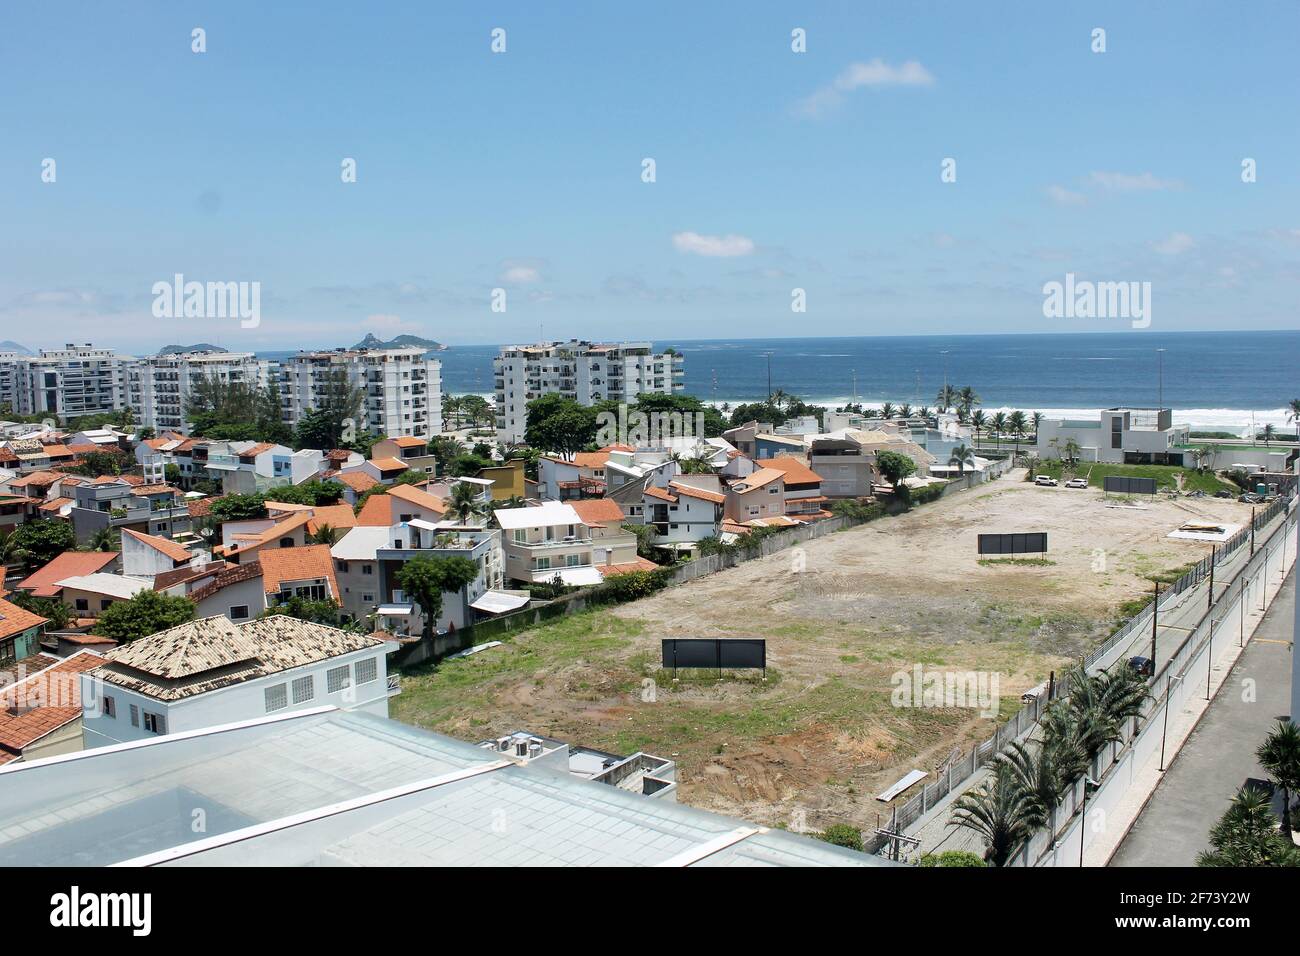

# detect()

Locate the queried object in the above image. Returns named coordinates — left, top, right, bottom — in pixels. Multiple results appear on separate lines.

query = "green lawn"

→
left=1031, top=460, right=1234, bottom=495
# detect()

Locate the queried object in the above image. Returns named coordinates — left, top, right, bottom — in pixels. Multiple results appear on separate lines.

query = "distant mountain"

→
left=0, top=341, right=32, bottom=355
left=158, top=343, right=228, bottom=355
left=352, top=333, right=447, bottom=351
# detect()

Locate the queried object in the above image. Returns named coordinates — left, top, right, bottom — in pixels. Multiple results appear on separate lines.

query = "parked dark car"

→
left=1127, top=656, right=1154, bottom=677
left=1214, top=490, right=1233, bottom=499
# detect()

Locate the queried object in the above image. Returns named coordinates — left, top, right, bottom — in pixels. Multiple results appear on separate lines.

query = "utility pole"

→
left=1292, top=515, right=1300, bottom=727
left=1207, top=545, right=1215, bottom=613
left=1150, top=580, right=1160, bottom=668
left=765, top=352, right=773, bottom=401
left=1156, top=347, right=1166, bottom=411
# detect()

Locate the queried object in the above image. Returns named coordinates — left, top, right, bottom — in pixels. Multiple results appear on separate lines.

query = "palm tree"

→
left=310, top=523, right=341, bottom=545
left=880, top=402, right=896, bottom=420
left=990, top=412, right=1008, bottom=449
left=1261, top=423, right=1277, bottom=447
left=1062, top=438, right=1082, bottom=469
left=957, top=386, right=980, bottom=418
left=918, top=406, right=931, bottom=420
left=1288, top=399, right=1300, bottom=431
left=1198, top=786, right=1300, bottom=867
left=950, top=763, right=1039, bottom=867
left=948, top=443, right=975, bottom=483
left=935, top=384, right=957, bottom=414
left=86, top=527, right=119, bottom=552
left=996, top=740, right=1073, bottom=835
left=1066, top=665, right=1150, bottom=768
left=1007, top=411, right=1028, bottom=459
left=1031, top=411, right=1044, bottom=440
left=970, top=410, right=986, bottom=447
left=1255, top=719, right=1300, bottom=838
left=447, top=481, right=485, bottom=525
left=899, top=403, right=913, bottom=419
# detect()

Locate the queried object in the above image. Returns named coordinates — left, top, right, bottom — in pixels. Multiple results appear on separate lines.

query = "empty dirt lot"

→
left=393, top=472, right=1254, bottom=834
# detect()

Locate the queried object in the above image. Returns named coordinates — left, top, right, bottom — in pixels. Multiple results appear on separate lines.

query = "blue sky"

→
left=1, top=1, right=1297, bottom=352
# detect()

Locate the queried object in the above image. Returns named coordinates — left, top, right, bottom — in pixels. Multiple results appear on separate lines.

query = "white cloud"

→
left=672, top=231, right=756, bottom=258
left=1151, top=232, right=1195, bottom=255
left=1046, top=184, right=1087, bottom=206
left=498, top=260, right=543, bottom=284
left=796, top=59, right=935, bottom=116
left=1089, top=171, right=1182, bottom=192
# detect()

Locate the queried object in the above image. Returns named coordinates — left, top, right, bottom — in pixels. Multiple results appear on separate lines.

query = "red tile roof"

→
left=386, top=483, right=447, bottom=515
left=18, top=551, right=119, bottom=597
left=122, top=528, right=192, bottom=563
left=355, top=494, right=393, bottom=526
left=0, top=596, right=48, bottom=640
left=668, top=482, right=726, bottom=504
left=258, top=544, right=339, bottom=597
left=756, top=457, right=824, bottom=486
left=335, top=470, right=380, bottom=492
left=595, top=557, right=660, bottom=577
left=643, top=485, right=677, bottom=503
left=0, top=651, right=102, bottom=756
left=567, top=498, right=626, bottom=527
left=190, top=561, right=264, bottom=603
left=369, top=457, right=409, bottom=473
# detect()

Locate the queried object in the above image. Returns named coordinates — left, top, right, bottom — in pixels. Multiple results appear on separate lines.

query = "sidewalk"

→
left=1108, top=571, right=1295, bottom=866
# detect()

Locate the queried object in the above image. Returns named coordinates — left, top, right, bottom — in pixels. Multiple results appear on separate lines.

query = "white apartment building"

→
left=1036, top=407, right=1191, bottom=465
left=279, top=347, right=442, bottom=440
left=3, top=344, right=127, bottom=420
left=126, top=350, right=269, bottom=434
left=80, top=615, right=398, bottom=748
left=493, top=340, right=684, bottom=444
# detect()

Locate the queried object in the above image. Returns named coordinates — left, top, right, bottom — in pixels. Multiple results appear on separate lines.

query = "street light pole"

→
left=1159, top=675, right=1184, bottom=771
left=1150, top=580, right=1160, bottom=668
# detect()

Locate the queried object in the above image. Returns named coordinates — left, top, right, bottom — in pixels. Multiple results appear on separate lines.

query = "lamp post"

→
left=1079, top=775, right=1100, bottom=867
left=1159, top=674, right=1184, bottom=771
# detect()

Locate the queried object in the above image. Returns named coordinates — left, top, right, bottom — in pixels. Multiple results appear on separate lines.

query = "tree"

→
left=995, top=739, right=1074, bottom=835
left=261, top=596, right=356, bottom=629
left=950, top=762, right=1038, bottom=866
left=1031, top=411, right=1044, bottom=438
left=1007, top=410, right=1028, bottom=458
left=990, top=411, right=1008, bottom=449
left=874, top=450, right=916, bottom=498
left=880, top=402, right=896, bottom=420
left=918, top=851, right=986, bottom=867
left=1065, top=665, right=1149, bottom=765
left=394, top=555, right=480, bottom=639
left=935, top=384, right=957, bottom=414
left=1261, top=423, right=1277, bottom=446
left=309, top=523, right=342, bottom=545
left=446, top=481, right=484, bottom=525
left=292, top=368, right=363, bottom=450
left=1198, top=786, right=1300, bottom=867
left=86, top=527, right=120, bottom=552
left=7, top=591, right=71, bottom=630
left=948, top=443, right=976, bottom=480
left=68, top=450, right=133, bottom=478
left=970, top=409, right=986, bottom=446
left=956, top=386, right=980, bottom=418
left=1288, top=399, right=1300, bottom=431
left=8, top=521, right=75, bottom=571
left=1256, top=720, right=1300, bottom=838
left=818, top=824, right=863, bottom=852
left=91, top=590, right=195, bottom=643
left=524, top=394, right=598, bottom=457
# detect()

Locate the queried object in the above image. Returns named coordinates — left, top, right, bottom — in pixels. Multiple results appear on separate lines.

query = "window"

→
left=535, top=557, right=551, bottom=571
left=142, top=711, right=166, bottom=734
left=362, top=564, right=373, bottom=575
left=566, top=554, right=581, bottom=567
left=362, top=593, right=374, bottom=603
left=769, top=487, right=779, bottom=495
left=230, top=605, right=249, bottom=621
left=399, top=514, right=412, bottom=523
left=102, top=695, right=116, bottom=718
left=129, top=704, right=139, bottom=727
left=326, top=665, right=351, bottom=694
left=279, top=538, right=295, bottom=548
left=75, top=598, right=89, bottom=611
left=0, top=638, right=14, bottom=666
left=513, top=529, right=527, bottom=543
left=355, top=658, right=378, bottom=685
left=292, top=675, right=315, bottom=703
left=264, top=683, right=289, bottom=712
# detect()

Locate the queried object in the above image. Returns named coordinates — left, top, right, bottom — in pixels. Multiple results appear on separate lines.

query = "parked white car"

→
left=1065, top=478, right=1088, bottom=489
left=1034, top=475, right=1058, bottom=487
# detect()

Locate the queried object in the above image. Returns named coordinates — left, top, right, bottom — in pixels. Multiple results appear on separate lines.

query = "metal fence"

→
left=868, top=488, right=1296, bottom=855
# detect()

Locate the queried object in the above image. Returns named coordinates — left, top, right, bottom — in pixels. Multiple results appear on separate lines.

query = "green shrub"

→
left=918, top=850, right=987, bottom=867
left=818, top=824, right=864, bottom=852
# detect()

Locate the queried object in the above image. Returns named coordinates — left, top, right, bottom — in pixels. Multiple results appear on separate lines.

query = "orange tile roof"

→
left=730, top=467, right=785, bottom=494
left=41, top=445, right=74, bottom=459
left=390, top=436, right=427, bottom=448
left=122, top=528, right=192, bottom=563
left=369, top=457, right=408, bottom=473
left=18, top=551, right=119, bottom=597
left=643, top=485, right=677, bottom=503
left=7, top=471, right=62, bottom=488
left=0, top=596, right=48, bottom=640
left=38, top=496, right=73, bottom=512
left=239, top=443, right=279, bottom=458
left=595, top=557, right=660, bottom=577
left=355, top=494, right=394, bottom=526
left=386, top=483, right=447, bottom=514
left=0, top=651, right=102, bottom=755
left=218, top=512, right=312, bottom=557
left=306, top=503, right=357, bottom=534
left=568, top=498, right=626, bottom=527
left=668, top=482, right=726, bottom=504
left=756, top=457, right=824, bottom=486
left=258, top=544, right=339, bottom=597
left=66, top=443, right=101, bottom=455
left=335, top=471, right=379, bottom=492
left=187, top=496, right=219, bottom=518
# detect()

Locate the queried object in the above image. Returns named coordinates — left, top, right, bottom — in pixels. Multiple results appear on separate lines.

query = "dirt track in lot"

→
left=395, top=472, right=1254, bottom=834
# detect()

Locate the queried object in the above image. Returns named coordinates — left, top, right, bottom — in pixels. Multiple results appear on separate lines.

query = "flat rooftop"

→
left=0, top=709, right=886, bottom=867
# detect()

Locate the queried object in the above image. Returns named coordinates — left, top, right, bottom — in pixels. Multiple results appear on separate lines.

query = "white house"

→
left=120, top=528, right=198, bottom=579
left=494, top=501, right=602, bottom=586
left=80, top=615, right=398, bottom=748
left=1036, top=407, right=1191, bottom=465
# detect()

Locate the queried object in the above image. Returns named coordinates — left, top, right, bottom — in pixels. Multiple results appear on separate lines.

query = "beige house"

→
left=494, top=501, right=602, bottom=586
left=724, top=467, right=787, bottom=522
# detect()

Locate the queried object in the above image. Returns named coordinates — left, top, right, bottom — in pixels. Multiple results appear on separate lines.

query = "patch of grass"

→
left=1034, top=460, right=1234, bottom=495
left=977, top=557, right=1056, bottom=567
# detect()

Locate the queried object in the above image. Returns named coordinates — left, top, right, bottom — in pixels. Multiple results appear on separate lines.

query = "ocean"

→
left=264, top=330, right=1300, bottom=433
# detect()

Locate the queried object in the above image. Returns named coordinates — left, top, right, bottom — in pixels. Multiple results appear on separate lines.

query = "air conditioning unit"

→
left=515, top=740, right=529, bottom=757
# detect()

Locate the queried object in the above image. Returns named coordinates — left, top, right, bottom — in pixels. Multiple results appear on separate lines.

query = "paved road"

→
left=1110, top=571, right=1295, bottom=867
